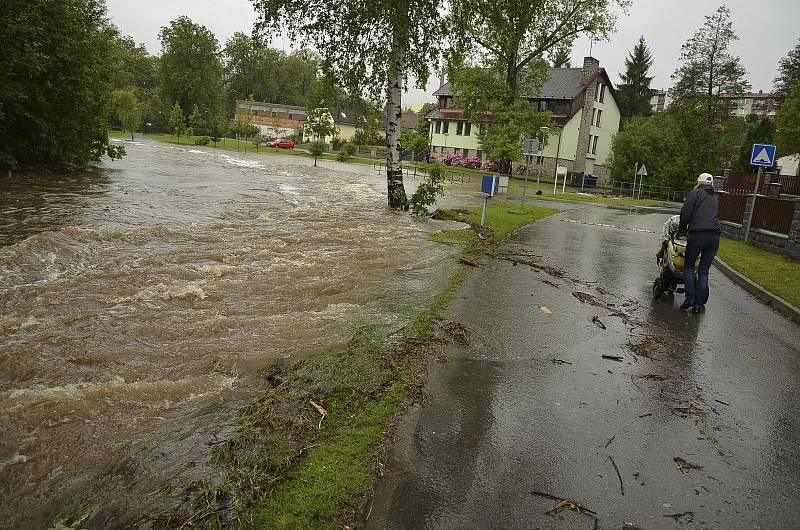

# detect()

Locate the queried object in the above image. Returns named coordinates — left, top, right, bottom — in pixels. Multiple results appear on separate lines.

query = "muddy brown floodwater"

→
left=0, top=139, right=459, bottom=528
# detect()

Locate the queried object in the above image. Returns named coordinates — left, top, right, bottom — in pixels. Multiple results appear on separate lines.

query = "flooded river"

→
left=0, top=140, right=458, bottom=528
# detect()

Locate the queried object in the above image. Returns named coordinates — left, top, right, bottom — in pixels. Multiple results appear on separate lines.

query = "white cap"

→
left=697, top=173, right=714, bottom=184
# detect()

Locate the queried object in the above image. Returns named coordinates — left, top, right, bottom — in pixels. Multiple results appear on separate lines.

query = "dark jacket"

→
left=679, top=187, right=721, bottom=234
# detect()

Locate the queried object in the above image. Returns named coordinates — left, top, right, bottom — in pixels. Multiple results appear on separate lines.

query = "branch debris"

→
left=674, top=457, right=703, bottom=474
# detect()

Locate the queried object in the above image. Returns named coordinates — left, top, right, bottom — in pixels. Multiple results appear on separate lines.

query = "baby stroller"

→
left=653, top=215, right=688, bottom=299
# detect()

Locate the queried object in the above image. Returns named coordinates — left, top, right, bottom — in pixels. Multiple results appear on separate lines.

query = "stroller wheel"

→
left=652, top=278, right=664, bottom=300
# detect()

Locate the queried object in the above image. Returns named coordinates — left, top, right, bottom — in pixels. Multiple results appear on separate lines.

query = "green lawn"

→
left=717, top=237, right=800, bottom=308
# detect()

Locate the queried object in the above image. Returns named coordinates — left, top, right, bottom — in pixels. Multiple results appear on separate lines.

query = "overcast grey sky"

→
left=107, top=0, right=799, bottom=104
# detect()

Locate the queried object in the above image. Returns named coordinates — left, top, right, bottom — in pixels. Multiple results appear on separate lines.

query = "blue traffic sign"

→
left=481, top=175, right=499, bottom=196
left=750, top=143, right=777, bottom=167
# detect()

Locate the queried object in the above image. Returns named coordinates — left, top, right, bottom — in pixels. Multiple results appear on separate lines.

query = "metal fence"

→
left=609, top=180, right=686, bottom=202
left=752, top=196, right=796, bottom=234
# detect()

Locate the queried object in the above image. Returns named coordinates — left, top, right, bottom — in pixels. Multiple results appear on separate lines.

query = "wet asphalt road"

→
left=367, top=201, right=800, bottom=529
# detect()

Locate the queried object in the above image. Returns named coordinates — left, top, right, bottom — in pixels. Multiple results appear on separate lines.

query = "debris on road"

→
left=539, top=305, right=552, bottom=315
left=604, top=434, right=616, bottom=448
left=529, top=490, right=598, bottom=527
left=674, top=457, right=704, bottom=474
left=442, top=320, right=469, bottom=344
left=551, top=358, right=573, bottom=365
left=591, top=316, right=607, bottom=329
left=672, top=403, right=705, bottom=418
left=602, top=354, right=624, bottom=362
left=662, top=511, right=695, bottom=525
left=608, top=456, right=624, bottom=495
left=496, top=249, right=567, bottom=278
left=714, top=399, right=730, bottom=406
left=596, top=286, right=610, bottom=295
left=539, top=279, right=560, bottom=288
left=638, top=413, right=652, bottom=418
left=458, top=258, right=480, bottom=268
left=625, top=335, right=665, bottom=358
left=632, top=373, right=668, bottom=381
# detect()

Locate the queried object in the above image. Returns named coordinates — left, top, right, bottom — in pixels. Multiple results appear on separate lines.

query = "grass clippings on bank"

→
left=153, top=204, right=556, bottom=529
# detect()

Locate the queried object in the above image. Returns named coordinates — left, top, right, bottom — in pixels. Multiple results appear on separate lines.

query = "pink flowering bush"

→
left=481, top=160, right=499, bottom=172
left=441, top=153, right=463, bottom=166
left=461, top=156, right=482, bottom=169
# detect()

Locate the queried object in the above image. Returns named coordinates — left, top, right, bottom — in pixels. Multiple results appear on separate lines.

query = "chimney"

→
left=582, top=56, right=600, bottom=79
left=439, top=70, right=446, bottom=89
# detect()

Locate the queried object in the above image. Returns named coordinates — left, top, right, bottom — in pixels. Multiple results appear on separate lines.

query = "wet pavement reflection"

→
left=368, top=202, right=800, bottom=529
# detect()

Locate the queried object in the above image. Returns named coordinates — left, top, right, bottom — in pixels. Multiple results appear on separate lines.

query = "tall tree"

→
left=112, top=88, right=141, bottom=140
left=0, top=0, right=124, bottom=170
left=168, top=102, right=186, bottom=143
left=617, top=36, right=654, bottom=118
left=549, top=45, right=572, bottom=68
left=773, top=38, right=800, bottom=102
left=735, top=116, right=774, bottom=170
left=774, top=85, right=800, bottom=156
left=158, top=16, right=224, bottom=117
left=252, top=0, right=444, bottom=209
left=303, top=107, right=338, bottom=166
left=222, top=32, right=283, bottom=107
left=112, top=35, right=158, bottom=96
left=449, top=0, right=625, bottom=103
left=671, top=5, right=750, bottom=124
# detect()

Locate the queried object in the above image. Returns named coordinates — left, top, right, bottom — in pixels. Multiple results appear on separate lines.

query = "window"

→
left=456, top=122, right=464, bottom=135
left=591, top=136, right=598, bottom=155
left=595, top=109, right=603, bottom=127
left=587, top=135, right=594, bottom=153
left=592, top=108, right=597, bottom=126
left=435, top=120, right=441, bottom=134
left=288, top=113, right=293, bottom=120
left=442, top=121, right=450, bottom=134
left=599, top=84, right=606, bottom=103
left=271, top=111, right=277, bottom=118
left=536, top=155, right=545, bottom=165
left=464, top=122, right=471, bottom=136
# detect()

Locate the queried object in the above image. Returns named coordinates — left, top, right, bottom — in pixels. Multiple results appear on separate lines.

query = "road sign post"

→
left=744, top=143, right=777, bottom=242
left=481, top=175, right=499, bottom=226
left=636, top=164, right=648, bottom=200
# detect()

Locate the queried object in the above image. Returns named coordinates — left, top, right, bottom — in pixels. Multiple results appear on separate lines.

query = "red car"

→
left=268, top=139, right=295, bottom=149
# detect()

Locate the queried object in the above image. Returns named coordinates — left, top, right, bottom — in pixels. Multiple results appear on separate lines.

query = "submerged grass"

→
left=154, top=203, right=556, bottom=529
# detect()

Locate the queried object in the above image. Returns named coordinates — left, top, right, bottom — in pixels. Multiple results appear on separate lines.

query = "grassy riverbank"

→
left=156, top=204, right=556, bottom=529
left=717, top=237, right=800, bottom=308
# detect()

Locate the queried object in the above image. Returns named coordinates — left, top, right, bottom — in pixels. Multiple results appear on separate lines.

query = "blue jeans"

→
left=683, top=231, right=720, bottom=306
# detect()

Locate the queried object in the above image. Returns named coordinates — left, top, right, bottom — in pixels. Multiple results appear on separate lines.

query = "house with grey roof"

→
left=426, top=57, right=622, bottom=183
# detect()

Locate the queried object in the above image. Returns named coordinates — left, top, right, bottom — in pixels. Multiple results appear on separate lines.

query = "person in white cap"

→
left=678, top=173, right=721, bottom=313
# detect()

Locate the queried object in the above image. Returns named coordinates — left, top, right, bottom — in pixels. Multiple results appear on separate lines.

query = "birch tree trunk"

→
left=386, top=20, right=408, bottom=210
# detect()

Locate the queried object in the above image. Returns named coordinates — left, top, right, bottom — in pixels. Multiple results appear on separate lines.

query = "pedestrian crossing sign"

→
left=750, top=143, right=777, bottom=167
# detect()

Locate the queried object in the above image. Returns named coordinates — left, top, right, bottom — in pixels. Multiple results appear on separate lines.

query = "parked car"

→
left=268, top=139, right=295, bottom=149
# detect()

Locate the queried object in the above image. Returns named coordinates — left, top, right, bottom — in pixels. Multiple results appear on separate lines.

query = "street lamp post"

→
left=552, top=127, right=563, bottom=195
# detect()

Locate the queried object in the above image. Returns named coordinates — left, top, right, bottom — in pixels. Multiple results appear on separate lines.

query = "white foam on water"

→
left=4, top=373, right=236, bottom=410
left=188, top=149, right=207, bottom=155
left=110, top=282, right=208, bottom=304
left=219, top=154, right=264, bottom=169
left=279, top=185, right=300, bottom=195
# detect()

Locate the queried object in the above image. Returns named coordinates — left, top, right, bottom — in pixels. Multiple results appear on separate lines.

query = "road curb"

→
left=713, top=256, right=800, bottom=323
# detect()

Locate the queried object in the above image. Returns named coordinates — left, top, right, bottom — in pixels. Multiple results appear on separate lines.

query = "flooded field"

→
left=0, top=140, right=459, bottom=528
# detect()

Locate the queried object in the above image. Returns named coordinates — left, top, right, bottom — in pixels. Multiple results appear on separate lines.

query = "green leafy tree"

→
left=168, top=102, right=186, bottom=143
left=158, top=16, right=223, bottom=116
left=617, top=36, right=654, bottom=118
left=449, top=0, right=624, bottom=103
left=549, top=45, right=572, bottom=68
left=209, top=112, right=229, bottom=146
left=112, top=88, right=141, bottom=140
left=478, top=102, right=552, bottom=172
left=222, top=32, right=282, bottom=106
left=409, top=163, right=446, bottom=217
left=188, top=104, right=205, bottom=135
left=609, top=112, right=691, bottom=190
left=774, top=85, right=800, bottom=156
left=400, top=128, right=429, bottom=160
left=253, top=0, right=445, bottom=209
left=774, top=38, right=800, bottom=102
left=303, top=107, right=338, bottom=166
left=112, top=35, right=158, bottom=96
left=736, top=117, right=774, bottom=170
left=308, top=141, right=326, bottom=163
left=0, top=0, right=125, bottom=170
left=671, top=5, right=750, bottom=125
left=415, top=103, right=437, bottom=135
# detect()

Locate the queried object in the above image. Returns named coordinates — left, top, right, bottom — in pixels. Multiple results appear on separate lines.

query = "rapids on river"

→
left=0, top=140, right=460, bottom=528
